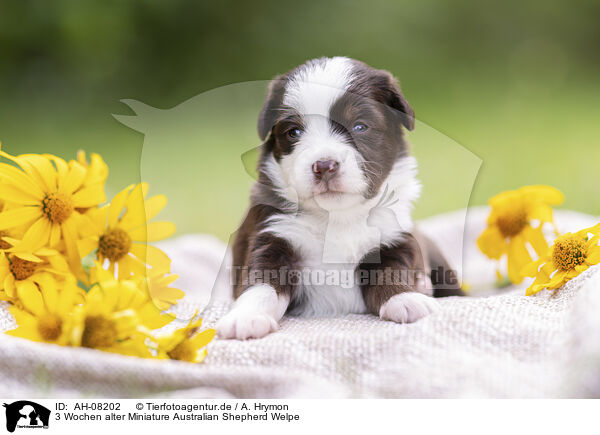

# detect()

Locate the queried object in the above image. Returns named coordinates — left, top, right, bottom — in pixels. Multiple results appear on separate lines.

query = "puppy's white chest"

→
left=263, top=199, right=409, bottom=317
left=267, top=213, right=383, bottom=317
left=289, top=261, right=368, bottom=317
left=320, top=217, right=381, bottom=264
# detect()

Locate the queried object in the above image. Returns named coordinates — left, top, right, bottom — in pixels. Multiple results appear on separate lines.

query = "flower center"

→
left=0, top=231, right=11, bottom=250
left=81, top=315, right=118, bottom=348
left=98, top=228, right=132, bottom=262
left=9, top=256, right=38, bottom=280
left=497, top=209, right=528, bottom=238
left=552, top=235, right=587, bottom=271
left=42, top=192, right=74, bottom=224
left=167, top=341, right=197, bottom=362
left=37, top=313, right=63, bottom=341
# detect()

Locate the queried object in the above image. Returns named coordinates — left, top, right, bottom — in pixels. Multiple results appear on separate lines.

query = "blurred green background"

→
left=1, top=0, right=599, bottom=240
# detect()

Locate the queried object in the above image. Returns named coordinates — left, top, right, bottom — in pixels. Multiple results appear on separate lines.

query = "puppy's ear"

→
left=258, top=75, right=286, bottom=140
left=380, top=71, right=415, bottom=131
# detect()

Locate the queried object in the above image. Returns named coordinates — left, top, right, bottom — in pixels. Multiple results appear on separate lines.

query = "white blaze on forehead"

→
left=283, top=57, right=354, bottom=117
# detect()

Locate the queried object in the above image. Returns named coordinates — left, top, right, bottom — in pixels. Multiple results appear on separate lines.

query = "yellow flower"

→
left=156, top=316, right=215, bottom=363
left=78, top=183, right=175, bottom=280
left=88, top=265, right=174, bottom=329
left=524, top=224, right=600, bottom=295
left=0, top=243, right=70, bottom=302
left=71, top=305, right=147, bottom=356
left=6, top=274, right=79, bottom=345
left=70, top=267, right=172, bottom=356
left=477, top=185, right=564, bottom=284
left=0, top=147, right=106, bottom=272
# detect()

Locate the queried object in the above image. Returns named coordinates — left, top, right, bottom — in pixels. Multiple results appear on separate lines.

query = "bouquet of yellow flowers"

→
left=0, top=144, right=214, bottom=362
left=478, top=184, right=600, bottom=296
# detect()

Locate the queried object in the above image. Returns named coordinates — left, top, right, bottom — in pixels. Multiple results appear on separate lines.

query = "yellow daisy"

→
left=6, top=273, right=79, bottom=345
left=0, top=242, right=70, bottom=302
left=70, top=268, right=171, bottom=357
left=78, top=183, right=175, bottom=279
left=477, top=185, right=564, bottom=284
left=524, top=224, right=600, bottom=295
left=87, top=265, right=174, bottom=329
left=156, top=316, right=215, bottom=363
left=0, top=148, right=106, bottom=272
left=71, top=304, right=147, bottom=356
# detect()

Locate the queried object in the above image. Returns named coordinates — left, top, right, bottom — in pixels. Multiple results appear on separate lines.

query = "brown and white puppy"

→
left=217, top=57, right=462, bottom=340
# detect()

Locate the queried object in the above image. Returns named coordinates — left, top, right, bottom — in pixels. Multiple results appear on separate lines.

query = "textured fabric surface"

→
left=1, top=208, right=599, bottom=398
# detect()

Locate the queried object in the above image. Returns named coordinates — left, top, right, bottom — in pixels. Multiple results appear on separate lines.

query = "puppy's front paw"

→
left=379, top=292, right=439, bottom=324
left=216, top=310, right=279, bottom=340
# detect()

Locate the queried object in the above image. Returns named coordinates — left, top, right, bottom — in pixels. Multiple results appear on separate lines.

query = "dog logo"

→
left=113, top=80, right=481, bottom=313
left=3, top=401, right=50, bottom=432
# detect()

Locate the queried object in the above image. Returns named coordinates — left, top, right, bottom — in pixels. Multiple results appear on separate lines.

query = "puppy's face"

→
left=258, top=57, right=414, bottom=211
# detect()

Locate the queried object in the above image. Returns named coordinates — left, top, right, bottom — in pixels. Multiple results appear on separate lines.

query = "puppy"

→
left=217, top=57, right=463, bottom=340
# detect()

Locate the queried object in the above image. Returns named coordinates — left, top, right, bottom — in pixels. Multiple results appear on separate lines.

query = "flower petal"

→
left=522, top=258, right=543, bottom=278
left=507, top=236, right=532, bottom=284
left=130, top=222, right=176, bottom=242
left=586, top=249, right=600, bottom=265
left=117, top=255, right=146, bottom=280
left=522, top=185, right=565, bottom=205
left=4, top=274, right=16, bottom=298
left=57, top=280, right=77, bottom=317
left=527, top=204, right=554, bottom=223
left=0, top=162, right=45, bottom=199
left=15, top=217, right=52, bottom=252
left=137, top=302, right=174, bottom=329
left=0, top=207, right=42, bottom=230
left=130, top=243, right=171, bottom=270
left=49, top=222, right=61, bottom=246
left=119, top=184, right=147, bottom=230
left=77, top=236, right=99, bottom=258
left=0, top=183, right=40, bottom=205
left=17, top=280, right=45, bottom=316
left=61, top=218, right=82, bottom=273
left=19, top=154, right=58, bottom=192
left=72, top=185, right=106, bottom=208
left=107, top=185, right=133, bottom=228
left=523, top=226, right=549, bottom=257
left=61, top=161, right=86, bottom=194
left=144, top=195, right=167, bottom=221
left=38, top=274, right=58, bottom=313
left=190, top=328, right=216, bottom=349
left=477, top=226, right=506, bottom=260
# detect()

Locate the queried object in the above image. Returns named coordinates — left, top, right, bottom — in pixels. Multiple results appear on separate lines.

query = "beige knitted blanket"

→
left=1, top=208, right=599, bottom=398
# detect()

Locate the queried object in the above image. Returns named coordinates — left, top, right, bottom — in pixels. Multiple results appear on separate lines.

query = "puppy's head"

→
left=258, top=57, right=414, bottom=211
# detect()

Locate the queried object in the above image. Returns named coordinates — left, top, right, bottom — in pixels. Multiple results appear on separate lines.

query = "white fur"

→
left=261, top=156, right=421, bottom=317
left=283, top=57, right=353, bottom=117
left=379, top=292, right=439, bottom=324
left=216, top=284, right=290, bottom=340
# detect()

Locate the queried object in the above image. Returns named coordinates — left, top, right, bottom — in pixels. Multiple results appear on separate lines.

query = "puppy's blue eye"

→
left=287, top=127, right=303, bottom=139
left=352, top=123, right=368, bottom=133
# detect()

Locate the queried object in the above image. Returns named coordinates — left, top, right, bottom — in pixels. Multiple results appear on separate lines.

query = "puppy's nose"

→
left=312, top=160, right=339, bottom=181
